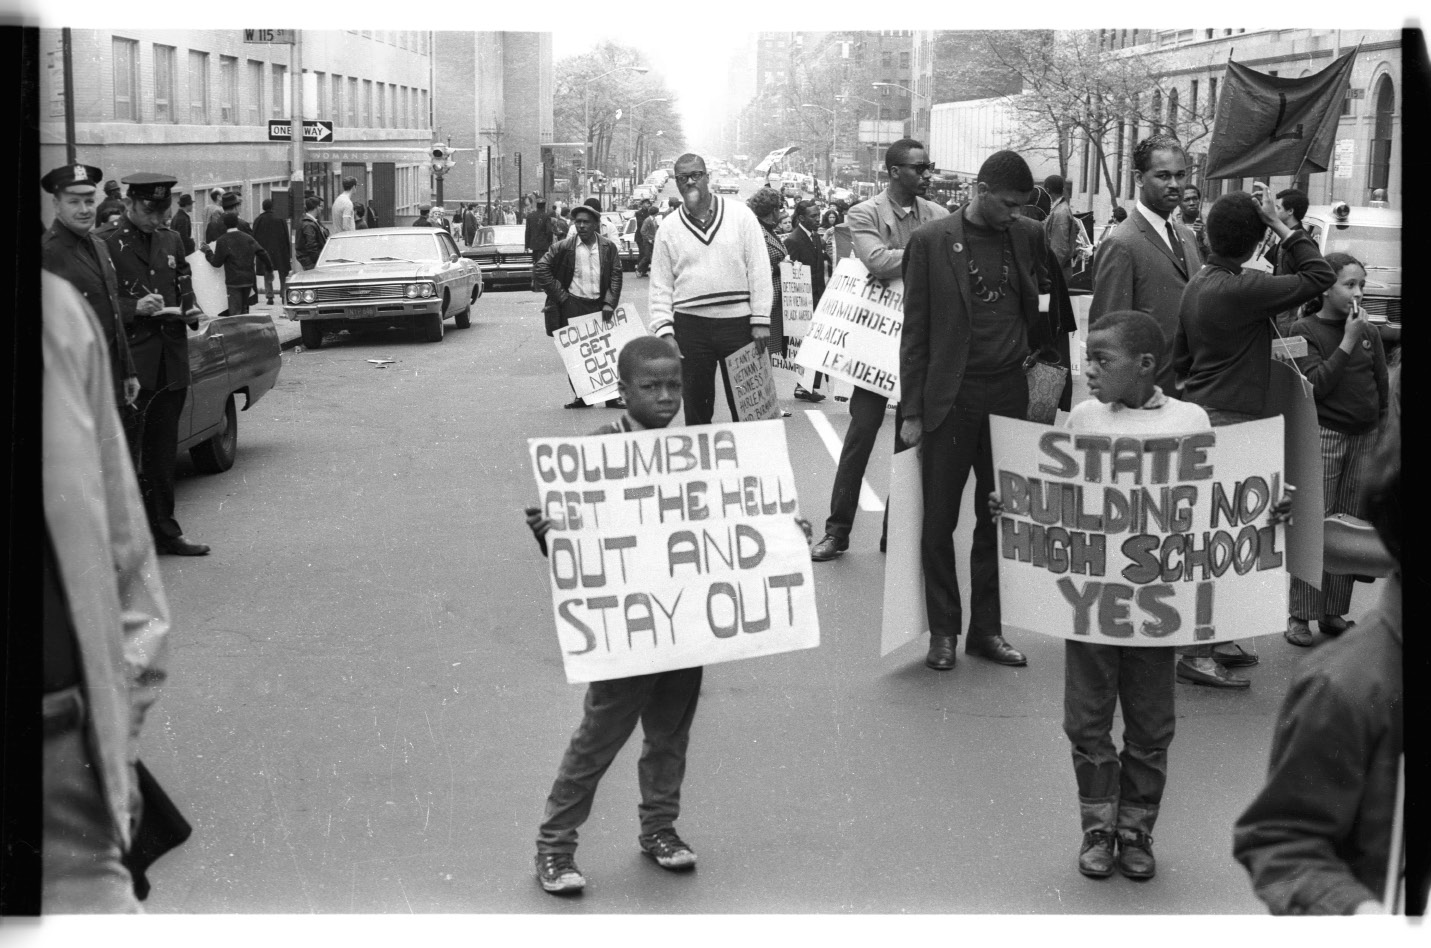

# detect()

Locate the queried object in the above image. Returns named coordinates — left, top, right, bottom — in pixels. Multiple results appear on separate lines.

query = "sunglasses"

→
left=674, top=171, right=708, bottom=183
left=894, top=163, right=935, bottom=175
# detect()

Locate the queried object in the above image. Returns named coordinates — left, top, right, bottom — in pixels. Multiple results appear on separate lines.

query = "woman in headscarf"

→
left=746, top=186, right=792, bottom=416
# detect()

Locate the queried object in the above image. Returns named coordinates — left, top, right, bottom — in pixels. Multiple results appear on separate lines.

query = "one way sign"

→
left=268, top=120, right=335, bottom=143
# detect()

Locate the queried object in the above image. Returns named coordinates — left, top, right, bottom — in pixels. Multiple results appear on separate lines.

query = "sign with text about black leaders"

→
left=553, top=304, right=651, bottom=405
left=794, top=258, right=902, bottom=401
left=990, top=416, right=1287, bottom=647
left=528, top=420, right=819, bottom=683
left=724, top=341, right=781, bottom=421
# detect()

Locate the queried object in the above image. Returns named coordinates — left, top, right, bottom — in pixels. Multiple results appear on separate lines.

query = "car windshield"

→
left=318, top=233, right=440, bottom=266
left=1322, top=224, right=1400, bottom=270
left=476, top=225, right=526, bottom=246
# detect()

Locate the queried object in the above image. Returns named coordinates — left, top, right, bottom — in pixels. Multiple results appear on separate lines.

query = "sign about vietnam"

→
left=528, top=420, right=820, bottom=683
left=553, top=304, right=649, bottom=405
left=724, top=341, right=780, bottom=421
left=794, top=257, right=902, bottom=401
left=990, top=416, right=1287, bottom=647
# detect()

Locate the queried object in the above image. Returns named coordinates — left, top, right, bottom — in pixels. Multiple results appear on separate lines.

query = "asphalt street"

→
left=139, top=180, right=1385, bottom=916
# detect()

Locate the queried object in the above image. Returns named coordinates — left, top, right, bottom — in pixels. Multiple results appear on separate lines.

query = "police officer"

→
left=106, top=172, right=210, bottom=556
left=95, top=178, right=125, bottom=223
left=41, top=162, right=139, bottom=411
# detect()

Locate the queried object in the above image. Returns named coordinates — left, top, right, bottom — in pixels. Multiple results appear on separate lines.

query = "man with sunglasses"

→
left=809, top=140, right=947, bottom=563
left=648, top=153, right=772, bottom=425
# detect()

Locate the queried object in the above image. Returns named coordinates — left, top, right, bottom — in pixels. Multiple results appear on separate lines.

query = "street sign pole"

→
left=290, top=31, right=304, bottom=247
left=61, top=28, right=76, bottom=165
left=516, top=152, right=523, bottom=210
left=485, top=145, right=492, bottom=224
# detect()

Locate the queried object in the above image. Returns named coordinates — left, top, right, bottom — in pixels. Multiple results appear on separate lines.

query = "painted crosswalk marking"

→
left=803, top=410, right=884, bottom=512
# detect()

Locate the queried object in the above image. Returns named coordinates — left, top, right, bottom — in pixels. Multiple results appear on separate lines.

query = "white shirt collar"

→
left=1135, top=198, right=1174, bottom=249
left=1108, top=385, right=1169, bottom=412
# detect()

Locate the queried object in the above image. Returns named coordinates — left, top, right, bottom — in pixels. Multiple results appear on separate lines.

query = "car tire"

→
left=300, top=320, right=325, bottom=349
left=425, top=309, right=445, bottom=343
left=190, top=394, right=238, bottom=474
left=456, top=286, right=476, bottom=329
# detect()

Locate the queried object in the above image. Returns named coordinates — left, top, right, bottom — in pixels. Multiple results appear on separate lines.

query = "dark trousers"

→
left=262, top=270, right=289, bottom=302
left=536, top=666, right=703, bottom=855
left=1063, top=641, right=1176, bottom=834
left=921, top=368, right=1028, bottom=640
left=636, top=236, right=653, bottom=274
left=226, top=286, right=250, bottom=316
left=123, top=382, right=188, bottom=542
left=673, top=312, right=753, bottom=425
left=823, top=386, right=905, bottom=540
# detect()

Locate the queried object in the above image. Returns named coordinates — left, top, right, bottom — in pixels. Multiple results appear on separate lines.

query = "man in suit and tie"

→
left=782, top=199, right=828, bottom=402
left=901, top=149, right=1054, bottom=672
left=1090, top=135, right=1204, bottom=396
left=809, top=139, right=947, bottom=562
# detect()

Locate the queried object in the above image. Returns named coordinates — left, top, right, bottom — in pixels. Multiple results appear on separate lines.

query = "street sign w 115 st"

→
left=243, top=29, right=296, bottom=44
left=268, top=120, right=334, bottom=143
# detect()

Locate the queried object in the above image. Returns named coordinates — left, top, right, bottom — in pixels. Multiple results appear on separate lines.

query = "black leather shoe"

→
left=605, top=398, right=626, bottom=409
left=926, top=636, right=957, bottom=670
left=1212, top=642, right=1259, bottom=667
left=1115, top=830, right=1156, bottom=880
left=809, top=534, right=848, bottom=561
left=1078, top=830, right=1116, bottom=879
left=965, top=635, right=1027, bottom=666
left=158, top=536, right=210, bottom=556
left=564, top=398, right=591, bottom=409
left=793, top=386, right=826, bottom=403
left=1175, top=657, right=1249, bottom=689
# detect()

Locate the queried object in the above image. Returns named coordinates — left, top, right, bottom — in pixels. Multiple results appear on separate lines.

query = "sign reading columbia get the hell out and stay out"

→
left=528, top=420, right=819, bottom=683
left=991, top=416, right=1288, bottom=647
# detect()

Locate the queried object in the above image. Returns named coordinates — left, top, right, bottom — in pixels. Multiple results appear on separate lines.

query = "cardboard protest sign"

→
left=991, top=416, right=1287, bottom=647
left=186, top=250, right=228, bottom=318
left=553, top=303, right=650, bottom=405
left=724, top=341, right=780, bottom=421
left=794, top=257, right=902, bottom=401
left=528, top=420, right=820, bottom=683
left=1265, top=357, right=1323, bottom=586
left=771, top=260, right=816, bottom=394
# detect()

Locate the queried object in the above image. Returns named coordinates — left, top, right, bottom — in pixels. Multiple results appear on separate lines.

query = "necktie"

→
left=1165, top=221, right=1187, bottom=273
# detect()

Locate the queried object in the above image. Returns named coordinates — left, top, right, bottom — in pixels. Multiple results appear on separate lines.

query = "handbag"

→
left=122, top=759, right=194, bottom=901
left=1024, top=355, right=1069, bottom=425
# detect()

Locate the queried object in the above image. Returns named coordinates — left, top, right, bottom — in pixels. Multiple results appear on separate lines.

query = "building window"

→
left=272, top=64, right=286, bottom=118
left=900, top=51, right=909, bottom=69
left=375, top=81, right=385, bottom=127
left=348, top=77, right=358, bottom=127
left=1167, top=87, right=1179, bottom=137
left=420, top=90, right=428, bottom=126
left=362, top=79, right=372, bottom=127
left=332, top=75, right=343, bottom=123
left=1369, top=74, right=1395, bottom=194
left=882, top=50, right=892, bottom=67
left=154, top=45, right=176, bottom=123
left=189, top=51, right=209, bottom=124
left=246, top=60, right=263, bottom=125
left=113, top=37, right=139, bottom=122
left=219, top=56, right=237, bottom=124
left=313, top=72, right=325, bottom=118
left=879, top=79, right=890, bottom=96
left=1209, top=77, right=1218, bottom=120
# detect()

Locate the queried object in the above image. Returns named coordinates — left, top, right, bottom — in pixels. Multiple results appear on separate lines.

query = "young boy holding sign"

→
left=995, top=311, right=1219, bottom=880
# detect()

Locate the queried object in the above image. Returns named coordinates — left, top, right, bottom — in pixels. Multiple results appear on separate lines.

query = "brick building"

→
left=431, top=32, right=553, bottom=213
left=39, top=28, right=434, bottom=233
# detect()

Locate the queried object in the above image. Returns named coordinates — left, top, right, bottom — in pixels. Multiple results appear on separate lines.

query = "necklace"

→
left=967, top=228, right=1013, bottom=303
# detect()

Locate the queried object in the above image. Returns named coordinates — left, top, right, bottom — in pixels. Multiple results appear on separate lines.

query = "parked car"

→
left=616, top=216, right=642, bottom=270
left=1301, top=203, right=1400, bottom=348
left=713, top=176, right=740, bottom=194
left=463, top=223, right=535, bottom=290
left=178, top=311, right=281, bottom=473
left=284, top=227, right=482, bottom=347
left=644, top=170, right=670, bottom=190
left=626, top=185, right=659, bottom=209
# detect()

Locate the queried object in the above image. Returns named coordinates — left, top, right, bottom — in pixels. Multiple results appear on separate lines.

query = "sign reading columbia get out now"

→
left=528, top=421, right=819, bottom=683
left=794, top=257, right=903, bottom=401
left=991, top=416, right=1288, bottom=647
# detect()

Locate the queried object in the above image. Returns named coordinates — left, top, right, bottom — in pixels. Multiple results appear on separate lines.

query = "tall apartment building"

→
left=431, top=32, right=553, bottom=209
left=39, top=29, right=435, bottom=228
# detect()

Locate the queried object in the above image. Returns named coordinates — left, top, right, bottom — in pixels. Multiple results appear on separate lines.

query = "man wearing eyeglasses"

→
left=648, top=154, right=773, bottom=425
left=809, top=139, right=947, bottom=563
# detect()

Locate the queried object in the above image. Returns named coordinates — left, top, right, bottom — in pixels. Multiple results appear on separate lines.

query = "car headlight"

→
left=287, top=289, right=300, bottom=304
left=421, top=283, right=434, bottom=298
left=405, top=284, right=419, bottom=298
left=301, top=289, right=316, bottom=303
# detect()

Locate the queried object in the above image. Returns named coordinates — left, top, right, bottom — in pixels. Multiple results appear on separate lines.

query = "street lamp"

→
left=585, top=65, right=649, bottom=200
left=801, top=103, right=837, bottom=187
left=837, top=93, right=884, bottom=183
left=630, top=96, right=669, bottom=192
left=872, top=81, right=927, bottom=141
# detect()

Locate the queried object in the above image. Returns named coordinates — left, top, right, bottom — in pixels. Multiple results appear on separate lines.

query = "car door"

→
left=436, top=231, right=472, bottom=302
left=184, top=315, right=230, bottom=448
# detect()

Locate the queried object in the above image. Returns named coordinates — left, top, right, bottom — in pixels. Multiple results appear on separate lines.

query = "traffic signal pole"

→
left=290, top=33, right=304, bottom=246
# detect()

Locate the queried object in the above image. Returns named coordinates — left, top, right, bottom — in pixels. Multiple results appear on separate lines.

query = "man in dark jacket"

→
left=296, top=196, right=329, bottom=270
left=253, top=198, right=292, bottom=304
left=169, top=193, right=197, bottom=257
left=203, top=212, right=274, bottom=315
left=206, top=192, right=253, bottom=243
left=462, top=204, right=478, bottom=247
left=412, top=204, right=437, bottom=227
left=526, top=200, right=553, bottom=290
left=533, top=202, right=623, bottom=409
left=782, top=198, right=828, bottom=402
left=95, top=178, right=125, bottom=225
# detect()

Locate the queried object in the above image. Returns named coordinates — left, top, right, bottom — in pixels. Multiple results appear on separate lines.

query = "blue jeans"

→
left=1063, top=642, right=1176, bottom=834
left=536, top=666, right=703, bottom=855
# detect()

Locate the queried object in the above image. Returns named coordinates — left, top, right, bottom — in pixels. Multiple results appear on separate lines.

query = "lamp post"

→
left=871, top=81, right=926, bottom=140
left=838, top=93, right=883, bottom=184
left=629, top=96, right=669, bottom=195
left=584, top=65, right=648, bottom=200
left=800, top=103, right=837, bottom=188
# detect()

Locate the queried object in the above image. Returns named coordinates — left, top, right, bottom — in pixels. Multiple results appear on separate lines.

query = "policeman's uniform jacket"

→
left=42, top=218, right=137, bottom=401
left=105, top=215, right=198, bottom=391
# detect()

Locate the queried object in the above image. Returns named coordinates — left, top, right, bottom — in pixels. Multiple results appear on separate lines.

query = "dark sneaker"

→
left=639, top=829, right=696, bottom=871
left=535, top=853, right=586, bottom=893
left=1077, top=830, right=1116, bottom=879
left=1115, top=830, right=1156, bottom=880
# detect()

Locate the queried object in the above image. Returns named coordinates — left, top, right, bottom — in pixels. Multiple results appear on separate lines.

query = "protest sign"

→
left=794, top=257, right=902, bottom=401
left=771, top=260, right=816, bottom=394
left=1265, top=357, right=1323, bottom=586
left=552, top=303, right=650, bottom=405
left=991, top=416, right=1287, bottom=647
left=187, top=250, right=228, bottom=318
left=724, top=341, right=781, bottom=421
left=528, top=420, right=820, bottom=683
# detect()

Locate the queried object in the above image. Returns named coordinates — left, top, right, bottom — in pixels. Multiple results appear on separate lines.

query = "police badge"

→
left=167, top=255, right=176, bottom=269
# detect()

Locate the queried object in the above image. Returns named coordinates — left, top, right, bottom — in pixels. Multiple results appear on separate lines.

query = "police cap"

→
left=122, top=172, right=179, bottom=208
left=41, top=163, right=103, bottom=195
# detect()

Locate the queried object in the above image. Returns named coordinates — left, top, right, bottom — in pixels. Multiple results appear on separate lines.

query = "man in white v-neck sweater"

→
left=649, top=153, right=773, bottom=425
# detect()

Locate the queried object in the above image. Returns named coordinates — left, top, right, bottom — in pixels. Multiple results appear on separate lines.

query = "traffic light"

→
left=430, top=143, right=453, bottom=174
